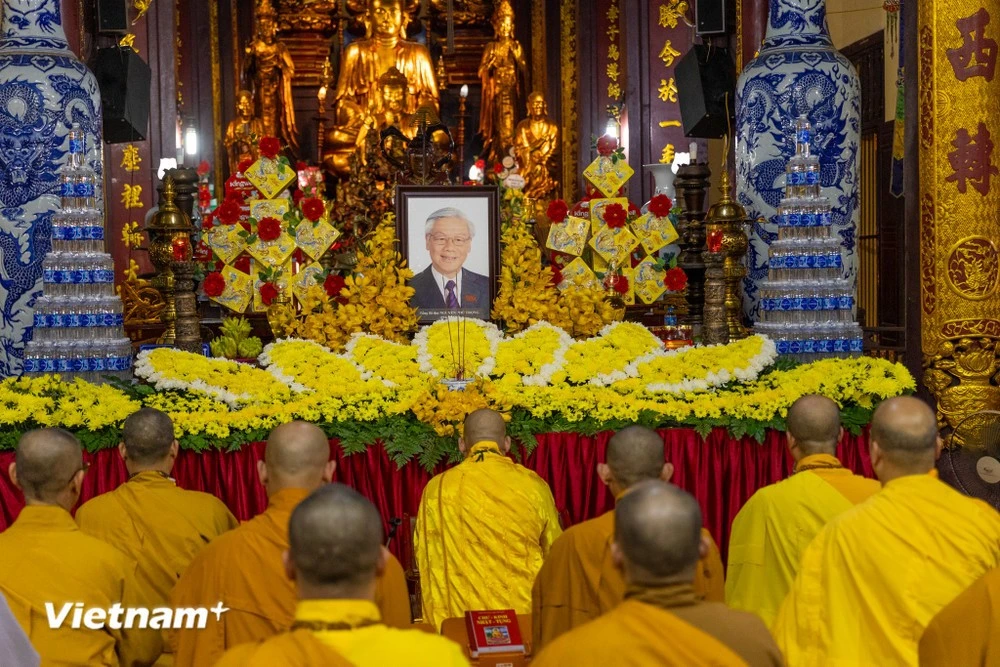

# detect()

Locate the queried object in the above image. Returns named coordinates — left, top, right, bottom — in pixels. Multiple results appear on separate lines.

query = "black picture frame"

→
left=395, top=185, right=500, bottom=324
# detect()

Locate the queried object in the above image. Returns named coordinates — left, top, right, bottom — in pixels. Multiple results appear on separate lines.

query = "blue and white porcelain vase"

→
left=0, top=0, right=103, bottom=375
left=735, top=0, right=860, bottom=321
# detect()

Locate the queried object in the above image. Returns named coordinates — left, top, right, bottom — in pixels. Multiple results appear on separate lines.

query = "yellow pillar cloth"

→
left=0, top=505, right=162, bottom=666
left=531, top=507, right=724, bottom=651
left=920, top=567, right=1000, bottom=667
left=725, top=454, right=881, bottom=628
left=216, top=599, right=469, bottom=667
left=773, top=471, right=1000, bottom=666
left=76, top=471, right=239, bottom=606
left=532, top=586, right=779, bottom=667
left=168, top=488, right=411, bottom=667
left=414, top=442, right=562, bottom=630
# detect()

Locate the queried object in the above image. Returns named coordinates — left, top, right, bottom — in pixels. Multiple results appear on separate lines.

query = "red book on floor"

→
left=464, top=609, right=525, bottom=658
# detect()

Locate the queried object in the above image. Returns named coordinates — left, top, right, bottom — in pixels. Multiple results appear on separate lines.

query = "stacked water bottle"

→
left=754, top=116, right=864, bottom=362
left=22, top=124, right=133, bottom=382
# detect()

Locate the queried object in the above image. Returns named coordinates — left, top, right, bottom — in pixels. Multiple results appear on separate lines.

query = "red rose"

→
left=493, top=162, right=503, bottom=174
left=664, top=266, right=688, bottom=292
left=474, top=158, right=485, bottom=169
left=547, top=199, right=569, bottom=223
left=237, top=158, right=253, bottom=174
left=259, top=282, right=280, bottom=306
left=217, top=197, right=242, bottom=225
left=597, top=135, right=618, bottom=156
left=234, top=254, right=251, bottom=274
left=613, top=275, right=630, bottom=295
left=201, top=213, right=215, bottom=230
left=203, top=271, right=225, bottom=297
left=259, top=136, right=281, bottom=160
left=648, top=194, right=673, bottom=218
left=295, top=161, right=308, bottom=171
left=196, top=160, right=211, bottom=177
left=301, top=197, right=325, bottom=222
left=292, top=189, right=304, bottom=205
left=323, top=273, right=346, bottom=300
left=257, top=216, right=282, bottom=242
left=603, top=203, right=627, bottom=228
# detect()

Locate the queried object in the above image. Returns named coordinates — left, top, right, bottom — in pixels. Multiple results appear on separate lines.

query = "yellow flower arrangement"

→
left=260, top=339, right=386, bottom=395
left=557, top=322, right=662, bottom=385
left=414, top=318, right=502, bottom=378
left=344, top=333, right=428, bottom=389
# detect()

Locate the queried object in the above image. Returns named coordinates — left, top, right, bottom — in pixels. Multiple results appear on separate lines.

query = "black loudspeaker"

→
left=695, top=0, right=727, bottom=35
left=675, top=45, right=736, bottom=139
left=96, top=0, right=128, bottom=34
left=93, top=47, right=151, bottom=143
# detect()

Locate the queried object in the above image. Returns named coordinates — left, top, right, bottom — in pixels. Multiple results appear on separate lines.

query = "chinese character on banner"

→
left=947, top=8, right=997, bottom=82
left=659, top=1, right=686, bottom=29
left=658, top=78, right=678, bottom=103
left=659, top=120, right=681, bottom=128
left=120, top=145, right=142, bottom=172
left=121, top=184, right=144, bottom=209
left=660, top=143, right=676, bottom=164
left=946, top=123, right=998, bottom=196
left=659, top=40, right=681, bottom=67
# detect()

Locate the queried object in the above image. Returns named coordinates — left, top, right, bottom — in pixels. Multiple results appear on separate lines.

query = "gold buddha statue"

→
left=323, top=0, right=439, bottom=179
left=478, top=0, right=527, bottom=165
left=372, top=66, right=417, bottom=138
left=245, top=0, right=299, bottom=152
left=224, top=90, right=264, bottom=175
left=514, top=92, right=559, bottom=199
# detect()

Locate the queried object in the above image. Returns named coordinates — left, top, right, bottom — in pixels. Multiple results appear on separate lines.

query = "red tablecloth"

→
left=0, top=426, right=872, bottom=565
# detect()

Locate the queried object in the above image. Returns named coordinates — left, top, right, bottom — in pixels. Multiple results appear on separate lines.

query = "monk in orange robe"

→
left=532, top=425, right=725, bottom=651
left=534, top=480, right=783, bottom=666
left=415, top=409, right=562, bottom=630
left=168, top=421, right=411, bottom=667
left=76, top=409, right=238, bottom=645
left=726, top=395, right=880, bottom=627
left=0, top=429, right=161, bottom=666
left=217, top=483, right=468, bottom=666
left=920, top=567, right=1000, bottom=666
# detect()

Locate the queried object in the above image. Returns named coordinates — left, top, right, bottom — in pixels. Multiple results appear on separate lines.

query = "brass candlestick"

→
left=701, top=248, right=728, bottom=345
left=146, top=176, right=196, bottom=346
left=706, top=169, right=749, bottom=340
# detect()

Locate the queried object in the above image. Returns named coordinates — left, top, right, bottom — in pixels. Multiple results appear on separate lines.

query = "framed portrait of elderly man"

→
left=396, top=185, right=500, bottom=323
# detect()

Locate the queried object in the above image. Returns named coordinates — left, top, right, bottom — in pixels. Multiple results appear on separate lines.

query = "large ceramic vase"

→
left=0, top=0, right=103, bottom=375
left=735, top=0, right=860, bottom=321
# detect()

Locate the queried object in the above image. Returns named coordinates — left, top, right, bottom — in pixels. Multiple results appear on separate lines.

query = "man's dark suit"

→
left=410, top=266, right=491, bottom=319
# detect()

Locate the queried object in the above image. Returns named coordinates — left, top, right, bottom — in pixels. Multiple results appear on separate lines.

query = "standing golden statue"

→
left=323, top=0, right=439, bottom=178
left=224, top=90, right=264, bottom=175
left=478, top=0, right=527, bottom=166
left=514, top=92, right=559, bottom=199
left=245, top=0, right=299, bottom=152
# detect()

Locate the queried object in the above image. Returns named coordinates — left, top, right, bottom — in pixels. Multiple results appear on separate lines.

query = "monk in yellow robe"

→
left=0, top=428, right=161, bottom=666
left=217, top=483, right=469, bottom=666
left=534, top=480, right=783, bottom=666
left=532, top=425, right=725, bottom=651
left=415, top=409, right=562, bottom=630
left=168, top=422, right=411, bottom=667
left=726, top=395, right=880, bottom=627
left=920, top=567, right=1000, bottom=666
left=774, top=396, right=1000, bottom=666
left=76, top=409, right=238, bottom=626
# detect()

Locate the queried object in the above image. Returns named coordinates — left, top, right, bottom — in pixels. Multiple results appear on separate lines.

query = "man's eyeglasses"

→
left=428, top=235, right=471, bottom=247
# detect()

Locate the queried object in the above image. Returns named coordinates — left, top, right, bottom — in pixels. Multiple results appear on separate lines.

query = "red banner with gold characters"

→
left=919, top=0, right=1000, bottom=430
left=649, top=1, right=690, bottom=167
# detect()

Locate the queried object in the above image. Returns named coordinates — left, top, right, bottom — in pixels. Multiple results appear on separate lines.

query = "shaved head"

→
left=288, top=483, right=384, bottom=589
left=614, top=480, right=702, bottom=582
left=606, top=426, right=665, bottom=489
left=264, top=422, right=331, bottom=489
left=786, top=395, right=841, bottom=456
left=14, top=429, right=83, bottom=503
left=122, top=408, right=175, bottom=465
left=462, top=409, right=506, bottom=448
left=870, top=396, right=939, bottom=473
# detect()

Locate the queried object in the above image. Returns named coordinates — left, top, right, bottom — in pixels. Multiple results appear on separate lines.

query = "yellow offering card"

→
left=583, top=155, right=635, bottom=197
left=634, top=256, right=667, bottom=305
left=546, top=215, right=590, bottom=256
left=632, top=212, right=679, bottom=254
left=295, top=220, right=341, bottom=261
left=589, top=197, right=630, bottom=233
left=248, top=230, right=296, bottom=267
left=206, top=225, right=246, bottom=265
left=589, top=225, right=640, bottom=265
left=244, top=158, right=296, bottom=199
left=292, top=262, right=325, bottom=302
left=557, top=256, right=598, bottom=291
left=211, top=265, right=253, bottom=313
left=249, top=198, right=290, bottom=221
left=252, top=261, right=293, bottom=312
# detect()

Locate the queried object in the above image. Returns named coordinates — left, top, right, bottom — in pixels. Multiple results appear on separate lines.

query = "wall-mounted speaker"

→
left=96, top=0, right=129, bottom=34
left=675, top=45, right=736, bottom=139
left=93, top=47, right=151, bottom=143
left=695, top=0, right=727, bottom=35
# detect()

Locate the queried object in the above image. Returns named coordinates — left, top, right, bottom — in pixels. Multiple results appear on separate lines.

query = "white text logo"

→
left=45, top=602, right=229, bottom=630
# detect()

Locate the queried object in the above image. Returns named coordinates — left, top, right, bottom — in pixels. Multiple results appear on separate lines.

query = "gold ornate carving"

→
left=530, top=0, right=546, bottom=93
left=210, top=0, right=224, bottom=195
left=560, top=0, right=578, bottom=202
left=946, top=236, right=1000, bottom=300
left=429, top=0, right=492, bottom=25
left=277, top=0, right=334, bottom=31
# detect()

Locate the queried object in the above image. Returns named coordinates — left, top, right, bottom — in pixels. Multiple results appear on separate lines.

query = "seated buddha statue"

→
left=514, top=92, right=560, bottom=199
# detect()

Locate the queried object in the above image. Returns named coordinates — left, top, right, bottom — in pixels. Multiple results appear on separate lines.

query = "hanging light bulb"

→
left=184, top=125, right=198, bottom=157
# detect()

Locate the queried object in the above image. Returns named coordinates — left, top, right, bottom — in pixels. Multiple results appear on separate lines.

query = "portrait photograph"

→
left=396, top=185, right=500, bottom=323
